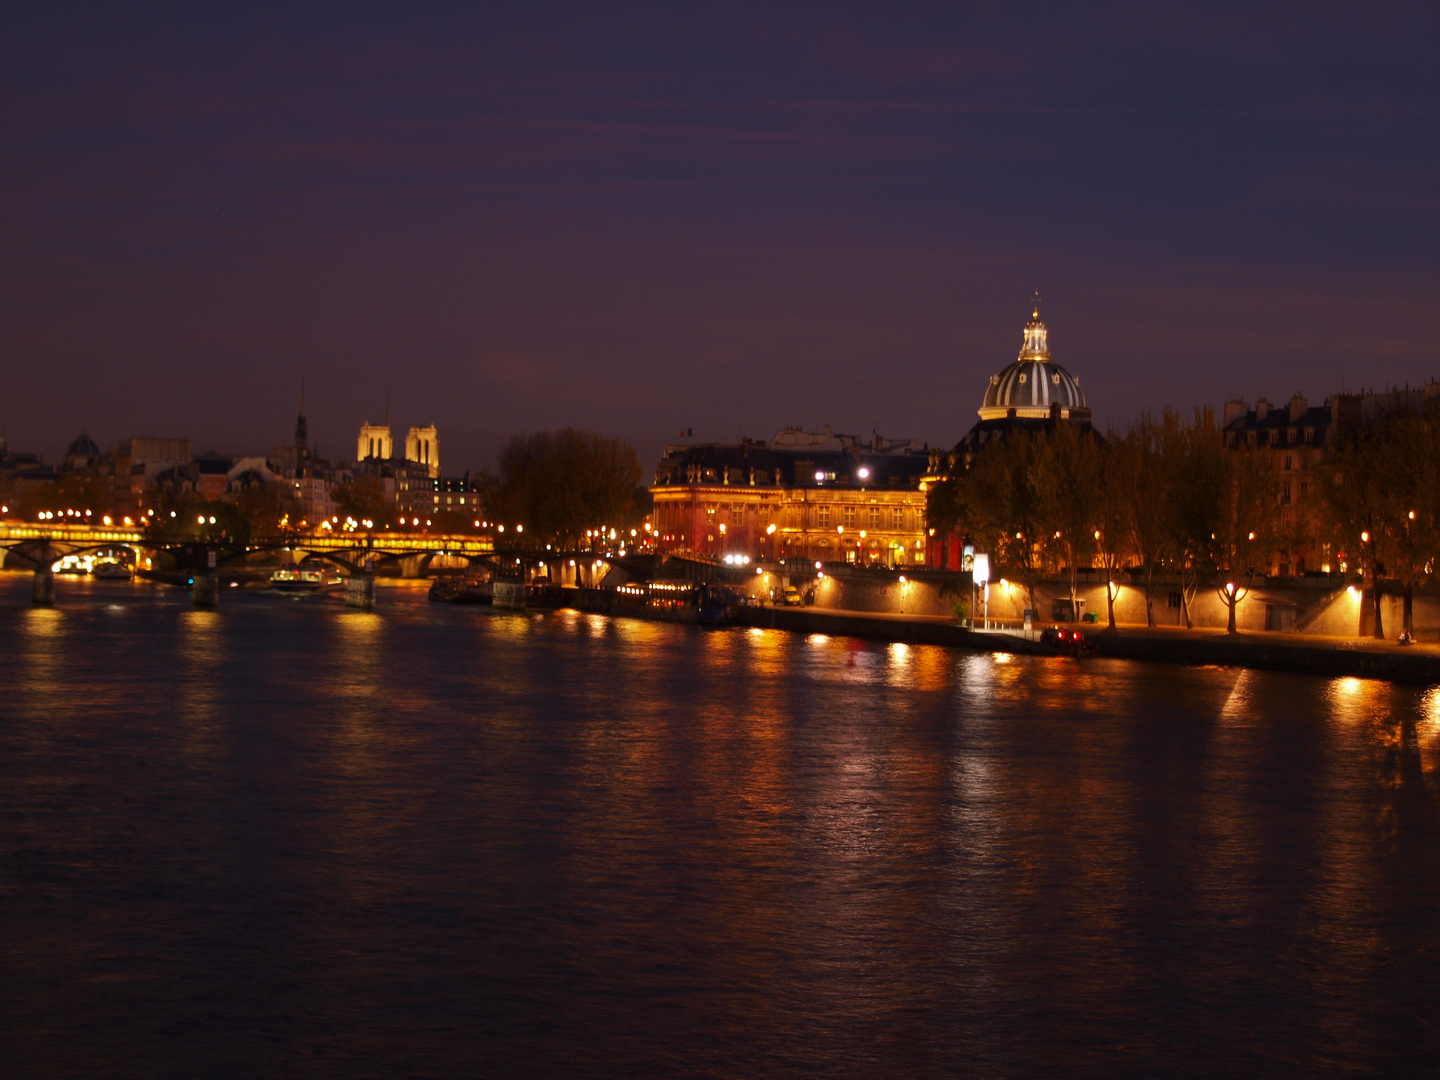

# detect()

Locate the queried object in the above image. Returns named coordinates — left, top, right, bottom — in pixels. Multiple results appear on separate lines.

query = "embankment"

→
left=734, top=606, right=1440, bottom=685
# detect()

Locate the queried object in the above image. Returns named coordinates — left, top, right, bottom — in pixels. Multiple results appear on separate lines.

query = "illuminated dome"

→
left=978, top=301, right=1087, bottom=421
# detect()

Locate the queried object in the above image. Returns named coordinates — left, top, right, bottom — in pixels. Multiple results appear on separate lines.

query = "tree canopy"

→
left=488, top=428, right=642, bottom=546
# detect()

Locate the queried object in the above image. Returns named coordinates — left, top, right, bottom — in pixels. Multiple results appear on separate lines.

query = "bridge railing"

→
left=0, top=523, right=145, bottom=543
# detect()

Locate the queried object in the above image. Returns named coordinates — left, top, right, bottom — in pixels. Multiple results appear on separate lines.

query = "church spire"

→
left=294, top=376, right=309, bottom=450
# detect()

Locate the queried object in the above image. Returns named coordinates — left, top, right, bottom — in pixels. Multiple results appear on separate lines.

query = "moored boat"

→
left=611, top=581, right=740, bottom=625
left=270, top=567, right=343, bottom=592
left=93, top=561, right=133, bottom=580
left=429, top=572, right=494, bottom=604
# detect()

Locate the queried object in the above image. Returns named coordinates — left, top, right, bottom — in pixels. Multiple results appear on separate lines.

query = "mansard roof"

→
left=653, top=440, right=929, bottom=491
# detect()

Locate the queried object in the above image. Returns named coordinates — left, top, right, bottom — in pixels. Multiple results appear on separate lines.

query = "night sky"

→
left=4, top=4, right=1438, bottom=473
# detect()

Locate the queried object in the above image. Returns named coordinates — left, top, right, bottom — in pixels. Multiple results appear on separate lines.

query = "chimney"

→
left=1223, top=400, right=1249, bottom=428
left=1289, top=394, right=1307, bottom=423
left=1255, top=397, right=1271, bottom=421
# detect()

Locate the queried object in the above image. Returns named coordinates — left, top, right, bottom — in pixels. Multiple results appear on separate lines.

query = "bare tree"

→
left=1208, top=445, right=1279, bottom=635
left=1033, top=422, right=1099, bottom=620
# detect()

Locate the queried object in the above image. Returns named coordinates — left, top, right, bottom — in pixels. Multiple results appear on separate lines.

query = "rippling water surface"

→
left=2, top=574, right=1439, bottom=1077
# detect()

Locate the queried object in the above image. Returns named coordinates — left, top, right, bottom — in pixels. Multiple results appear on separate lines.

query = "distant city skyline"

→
left=4, top=6, right=1438, bottom=472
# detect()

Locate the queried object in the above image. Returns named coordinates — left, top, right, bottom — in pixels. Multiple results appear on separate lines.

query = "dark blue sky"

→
left=3, top=4, right=1438, bottom=472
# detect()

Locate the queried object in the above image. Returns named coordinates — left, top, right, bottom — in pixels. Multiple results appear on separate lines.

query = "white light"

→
left=815, top=561, right=822, bottom=569
left=815, top=471, right=824, bottom=482
left=858, top=467, right=870, bottom=479
left=972, top=553, right=990, bottom=585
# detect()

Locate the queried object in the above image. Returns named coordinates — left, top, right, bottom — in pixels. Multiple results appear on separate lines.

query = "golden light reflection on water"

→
left=487, top=610, right=534, bottom=639
left=23, top=606, right=63, bottom=637
left=331, top=610, right=390, bottom=779
left=740, top=626, right=788, bottom=681
left=19, top=608, right=65, bottom=721
left=177, top=608, right=224, bottom=745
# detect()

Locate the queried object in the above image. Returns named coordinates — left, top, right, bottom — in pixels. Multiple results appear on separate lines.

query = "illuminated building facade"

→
left=358, top=421, right=394, bottom=462
left=650, top=428, right=930, bottom=566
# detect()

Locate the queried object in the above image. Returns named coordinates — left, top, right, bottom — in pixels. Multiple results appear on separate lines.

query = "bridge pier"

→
left=32, top=567, right=55, bottom=606
left=192, top=572, right=220, bottom=608
left=192, top=550, right=219, bottom=607
left=493, top=579, right=526, bottom=610
left=398, top=555, right=426, bottom=579
left=345, top=570, right=376, bottom=610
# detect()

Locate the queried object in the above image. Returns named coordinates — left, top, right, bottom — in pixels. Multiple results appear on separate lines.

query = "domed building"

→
left=64, top=430, right=102, bottom=470
left=956, top=299, right=1093, bottom=455
left=924, top=298, right=1098, bottom=570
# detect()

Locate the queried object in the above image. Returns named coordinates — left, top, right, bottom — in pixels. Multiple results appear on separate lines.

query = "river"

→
left=2, top=574, right=1438, bottom=1077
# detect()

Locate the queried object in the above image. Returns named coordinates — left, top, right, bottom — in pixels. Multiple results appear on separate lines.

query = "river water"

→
left=2, top=574, right=1438, bottom=1078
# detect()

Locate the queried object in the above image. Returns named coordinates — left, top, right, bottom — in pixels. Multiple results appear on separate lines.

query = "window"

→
left=1168, top=591, right=1182, bottom=609
left=869, top=506, right=882, bottom=529
left=1283, top=480, right=1292, bottom=504
left=893, top=507, right=905, bottom=530
left=1299, top=481, right=1309, bottom=497
left=844, top=506, right=856, bottom=528
left=705, top=506, right=717, bottom=523
left=1284, top=455, right=1293, bottom=471
left=818, top=505, right=830, bottom=527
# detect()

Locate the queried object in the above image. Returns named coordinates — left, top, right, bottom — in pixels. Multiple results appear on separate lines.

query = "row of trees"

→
left=1320, top=410, right=1440, bottom=639
left=931, top=406, right=1440, bottom=636
left=928, top=410, right=1280, bottom=634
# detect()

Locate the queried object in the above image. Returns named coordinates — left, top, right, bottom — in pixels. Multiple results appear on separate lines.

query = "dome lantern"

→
left=1020, top=293, right=1049, bottom=361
